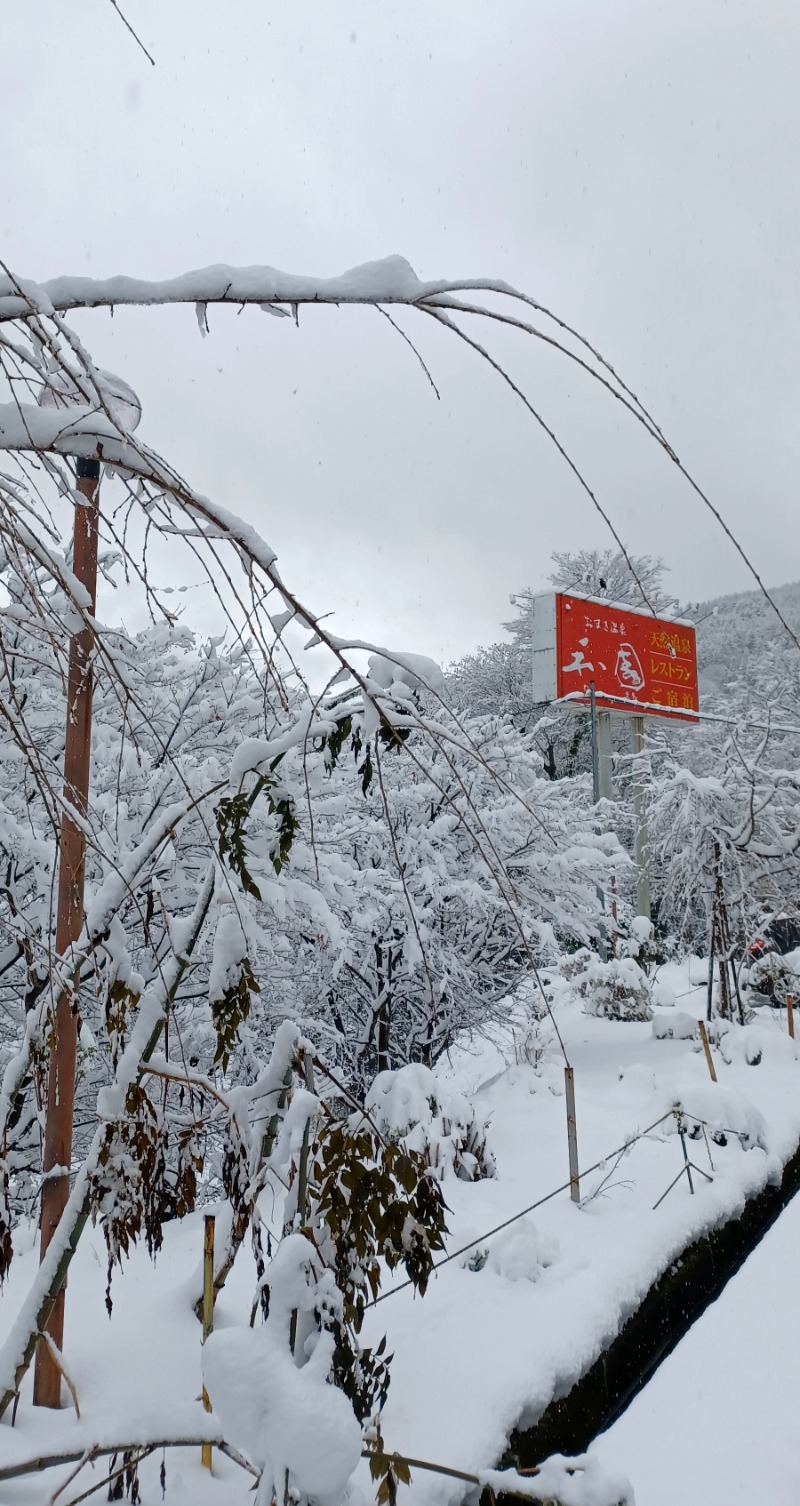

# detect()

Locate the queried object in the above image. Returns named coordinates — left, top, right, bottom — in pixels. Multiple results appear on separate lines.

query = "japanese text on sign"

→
left=554, top=593, right=699, bottom=721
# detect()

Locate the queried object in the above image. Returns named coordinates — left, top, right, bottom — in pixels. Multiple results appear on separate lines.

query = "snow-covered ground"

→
left=1, top=960, right=798, bottom=1504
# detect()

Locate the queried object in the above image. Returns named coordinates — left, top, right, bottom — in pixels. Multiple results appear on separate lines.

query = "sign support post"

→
left=589, top=683, right=608, bottom=961
left=597, top=709, right=613, bottom=803
left=629, top=714, right=651, bottom=922
left=589, top=680, right=600, bottom=803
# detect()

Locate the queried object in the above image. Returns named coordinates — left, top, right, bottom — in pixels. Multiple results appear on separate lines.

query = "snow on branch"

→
left=0, top=256, right=510, bottom=320
left=1, top=248, right=794, bottom=647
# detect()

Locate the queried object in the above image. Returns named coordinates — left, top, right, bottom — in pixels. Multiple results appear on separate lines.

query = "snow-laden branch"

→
left=0, top=256, right=520, bottom=321
left=2, top=246, right=799, bottom=652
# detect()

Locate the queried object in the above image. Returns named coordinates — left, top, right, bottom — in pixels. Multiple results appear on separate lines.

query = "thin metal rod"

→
left=679, top=1126, right=695, bottom=1195
left=652, top=1166, right=689, bottom=1211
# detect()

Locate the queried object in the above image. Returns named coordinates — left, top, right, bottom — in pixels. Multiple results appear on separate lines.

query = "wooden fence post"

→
left=698, top=1020, right=717, bottom=1083
left=564, top=1068, right=580, bottom=1203
left=787, top=994, right=795, bottom=1041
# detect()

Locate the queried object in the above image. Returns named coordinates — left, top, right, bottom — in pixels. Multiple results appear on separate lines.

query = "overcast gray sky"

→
left=5, top=0, right=800, bottom=665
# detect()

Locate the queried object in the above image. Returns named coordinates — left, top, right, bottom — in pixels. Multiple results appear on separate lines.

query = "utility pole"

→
left=33, top=456, right=101, bottom=1407
left=34, top=371, right=140, bottom=1407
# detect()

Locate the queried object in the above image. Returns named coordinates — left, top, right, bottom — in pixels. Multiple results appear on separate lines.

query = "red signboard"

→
left=532, top=592, right=699, bottom=721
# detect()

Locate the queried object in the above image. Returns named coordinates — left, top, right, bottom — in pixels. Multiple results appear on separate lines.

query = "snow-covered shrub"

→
left=511, top=972, right=566, bottom=1067
left=619, top=912, right=679, bottom=972
left=302, top=1112, right=449, bottom=1420
left=746, top=951, right=796, bottom=1005
left=516, top=971, right=558, bottom=1021
left=560, top=946, right=595, bottom=982
left=576, top=958, right=653, bottom=1022
left=513, top=1019, right=547, bottom=1069
left=365, top=1063, right=496, bottom=1180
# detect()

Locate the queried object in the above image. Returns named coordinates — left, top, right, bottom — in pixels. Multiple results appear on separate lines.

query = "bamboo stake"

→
left=201, top=1215, right=215, bottom=1471
left=698, top=1020, right=717, bottom=1083
left=564, top=1067, right=580, bottom=1203
left=787, top=994, right=795, bottom=1040
left=193, top=1055, right=296, bottom=1322
left=290, top=1052, right=316, bottom=1357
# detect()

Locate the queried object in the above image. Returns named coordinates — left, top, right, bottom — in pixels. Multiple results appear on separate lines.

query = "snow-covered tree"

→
left=647, top=728, right=800, bottom=1013
left=546, top=548, right=671, bottom=610
left=254, top=710, right=616, bottom=1094
left=0, top=251, right=682, bottom=1499
left=0, top=247, right=774, bottom=1505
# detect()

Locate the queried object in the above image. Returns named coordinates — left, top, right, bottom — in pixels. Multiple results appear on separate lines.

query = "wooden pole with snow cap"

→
left=564, top=1067, right=580, bottom=1204
left=33, top=370, right=141, bottom=1409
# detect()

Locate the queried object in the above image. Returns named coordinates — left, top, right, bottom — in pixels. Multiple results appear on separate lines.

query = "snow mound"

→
left=485, top=1218, right=560, bottom=1283
left=653, top=1071, right=768, bottom=1150
left=652, top=1010, right=697, bottom=1041
left=482, top=1452, right=633, bottom=1505
left=716, top=1023, right=798, bottom=1070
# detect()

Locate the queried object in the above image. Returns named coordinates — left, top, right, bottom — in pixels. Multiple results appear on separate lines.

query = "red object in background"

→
left=555, top=593, right=699, bottom=720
